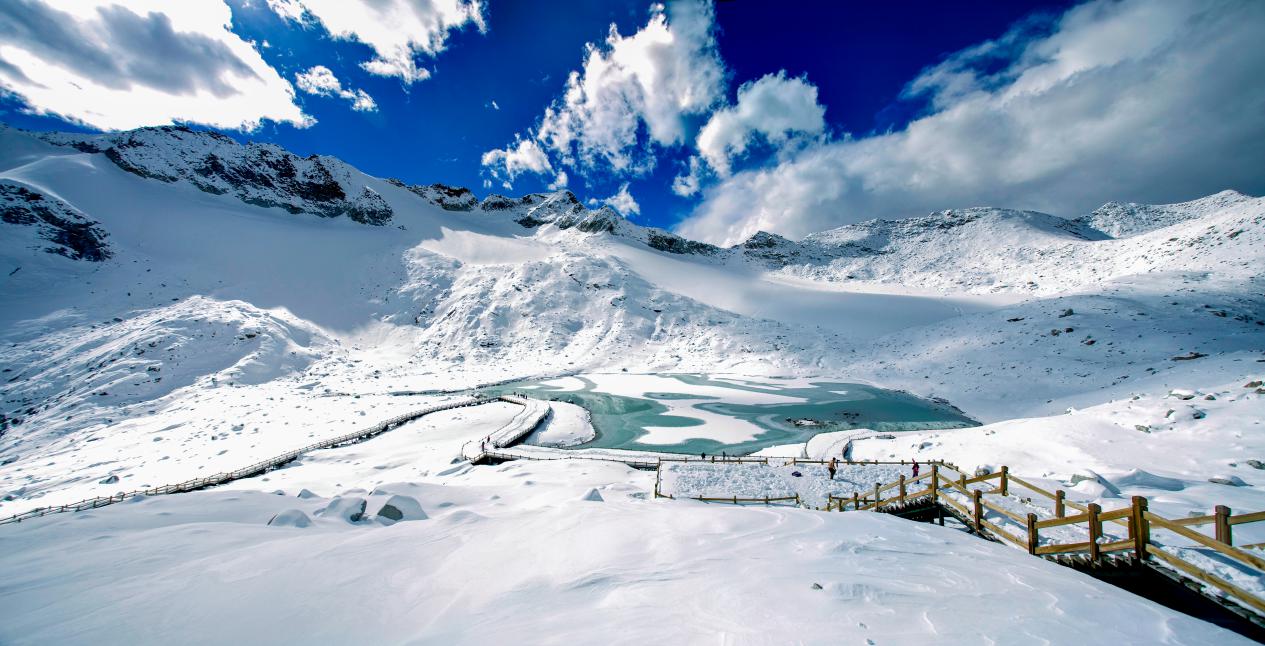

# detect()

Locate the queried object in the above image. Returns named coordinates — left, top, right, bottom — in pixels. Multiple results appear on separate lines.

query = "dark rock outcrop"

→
left=0, top=182, right=111, bottom=261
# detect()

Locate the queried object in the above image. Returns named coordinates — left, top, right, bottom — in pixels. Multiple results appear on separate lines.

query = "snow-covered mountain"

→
left=1073, top=189, right=1255, bottom=238
left=1, top=122, right=1262, bottom=528
left=743, top=195, right=1264, bottom=295
left=2, top=123, right=1263, bottom=643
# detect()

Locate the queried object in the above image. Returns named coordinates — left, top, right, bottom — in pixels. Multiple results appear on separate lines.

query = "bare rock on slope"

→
left=0, top=181, right=110, bottom=261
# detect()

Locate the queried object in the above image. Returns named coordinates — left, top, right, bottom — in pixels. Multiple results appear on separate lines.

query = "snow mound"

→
left=318, top=496, right=367, bottom=523
left=267, top=509, right=312, bottom=528
left=1113, top=469, right=1186, bottom=491
left=373, top=494, right=426, bottom=523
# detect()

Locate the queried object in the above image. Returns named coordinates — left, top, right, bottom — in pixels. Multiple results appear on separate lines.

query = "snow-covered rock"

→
left=318, top=496, right=367, bottom=523
left=0, top=180, right=110, bottom=262
left=34, top=125, right=393, bottom=225
left=267, top=508, right=312, bottom=528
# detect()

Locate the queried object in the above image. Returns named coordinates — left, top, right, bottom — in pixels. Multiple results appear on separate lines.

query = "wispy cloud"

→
left=294, top=65, right=376, bottom=112
left=265, top=0, right=485, bottom=84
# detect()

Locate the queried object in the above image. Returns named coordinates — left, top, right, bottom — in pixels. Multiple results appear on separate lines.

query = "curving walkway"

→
left=0, top=396, right=487, bottom=526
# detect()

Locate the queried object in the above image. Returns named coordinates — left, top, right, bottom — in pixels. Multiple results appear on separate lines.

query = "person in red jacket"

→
left=912, top=460, right=920, bottom=478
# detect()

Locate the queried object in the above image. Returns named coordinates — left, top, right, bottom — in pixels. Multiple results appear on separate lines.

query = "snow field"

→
left=0, top=461, right=1252, bottom=645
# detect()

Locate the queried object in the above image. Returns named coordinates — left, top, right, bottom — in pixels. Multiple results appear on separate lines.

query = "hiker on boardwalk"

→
left=911, top=460, right=920, bottom=478
left=827, top=457, right=838, bottom=480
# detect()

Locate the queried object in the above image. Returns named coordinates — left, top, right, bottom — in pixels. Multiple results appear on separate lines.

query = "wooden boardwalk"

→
left=821, top=462, right=1265, bottom=625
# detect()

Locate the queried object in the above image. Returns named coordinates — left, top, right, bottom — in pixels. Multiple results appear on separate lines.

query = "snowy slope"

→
left=765, top=195, right=1265, bottom=295
left=0, top=457, right=1250, bottom=645
left=1075, top=190, right=1255, bottom=238
left=1, top=122, right=1263, bottom=642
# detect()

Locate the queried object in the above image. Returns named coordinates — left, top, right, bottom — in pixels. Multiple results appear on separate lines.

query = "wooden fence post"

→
left=873, top=483, right=881, bottom=511
left=999, top=466, right=1009, bottom=496
left=930, top=464, right=939, bottom=501
left=1131, top=496, right=1149, bottom=562
left=959, top=474, right=966, bottom=490
left=899, top=475, right=907, bottom=504
left=972, top=489, right=983, bottom=532
left=1055, top=490, right=1066, bottom=518
left=1088, top=503, right=1102, bottom=563
left=1026, top=513, right=1038, bottom=555
left=1215, top=505, right=1232, bottom=545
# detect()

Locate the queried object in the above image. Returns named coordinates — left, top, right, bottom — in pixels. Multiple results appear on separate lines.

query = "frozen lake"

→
left=483, top=374, right=977, bottom=455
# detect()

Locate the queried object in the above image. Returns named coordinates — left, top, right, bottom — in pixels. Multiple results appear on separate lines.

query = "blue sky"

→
left=2, top=0, right=1263, bottom=244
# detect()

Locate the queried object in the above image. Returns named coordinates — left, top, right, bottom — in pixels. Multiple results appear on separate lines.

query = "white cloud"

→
left=294, top=65, right=377, bottom=112
left=484, top=0, right=725, bottom=182
left=266, top=0, right=485, bottom=84
left=0, top=0, right=309, bottom=131
left=695, top=71, right=825, bottom=176
left=678, top=0, right=1265, bottom=246
left=671, top=155, right=705, bottom=197
left=480, top=136, right=553, bottom=189
left=590, top=182, right=640, bottom=216
left=547, top=171, right=568, bottom=190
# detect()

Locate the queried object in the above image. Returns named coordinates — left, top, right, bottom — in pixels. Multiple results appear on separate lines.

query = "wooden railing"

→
left=0, top=396, right=488, bottom=526
left=828, top=462, right=1265, bottom=618
left=652, top=458, right=944, bottom=506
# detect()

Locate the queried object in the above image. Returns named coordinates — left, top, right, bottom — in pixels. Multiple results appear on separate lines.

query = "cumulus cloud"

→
left=480, top=136, right=553, bottom=189
left=294, top=65, right=376, bottom=112
left=0, top=0, right=308, bottom=131
left=678, top=0, right=1265, bottom=246
left=590, top=182, right=640, bottom=216
left=266, top=0, right=485, bottom=84
left=695, top=71, right=825, bottom=176
left=671, top=155, right=705, bottom=197
left=483, top=0, right=725, bottom=185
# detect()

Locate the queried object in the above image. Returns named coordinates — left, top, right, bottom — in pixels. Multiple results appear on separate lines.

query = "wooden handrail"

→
left=1168, top=514, right=1217, bottom=527
left=1146, top=512, right=1265, bottom=572
left=980, top=518, right=1025, bottom=548
left=1037, top=542, right=1095, bottom=555
left=1148, top=546, right=1265, bottom=615
left=1006, top=474, right=1058, bottom=500
left=1230, top=510, right=1265, bottom=526
left=979, top=498, right=1027, bottom=525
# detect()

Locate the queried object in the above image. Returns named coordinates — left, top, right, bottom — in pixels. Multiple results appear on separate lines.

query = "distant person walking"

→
left=911, top=460, right=920, bottom=478
left=827, top=457, right=838, bottom=481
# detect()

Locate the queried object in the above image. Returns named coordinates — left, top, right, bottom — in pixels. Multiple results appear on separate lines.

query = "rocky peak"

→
left=1073, top=190, right=1255, bottom=238
left=36, top=126, right=392, bottom=226
left=387, top=180, right=477, bottom=211
left=739, top=231, right=793, bottom=249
